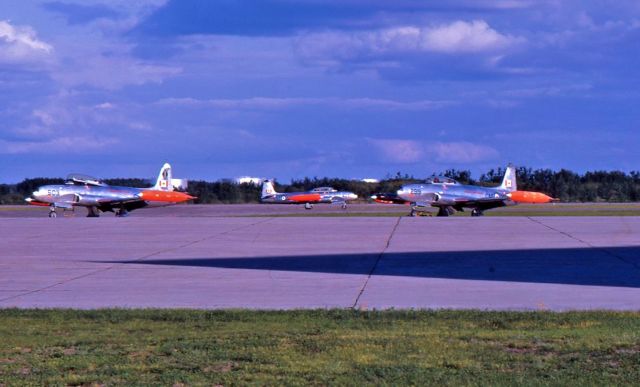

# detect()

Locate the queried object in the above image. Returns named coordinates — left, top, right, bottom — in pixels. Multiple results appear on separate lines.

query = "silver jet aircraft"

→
left=261, top=180, right=358, bottom=209
left=386, top=164, right=554, bottom=217
left=26, top=163, right=195, bottom=217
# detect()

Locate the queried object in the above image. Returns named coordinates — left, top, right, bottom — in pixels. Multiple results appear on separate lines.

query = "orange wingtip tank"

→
left=508, top=190, right=557, bottom=204
left=139, top=190, right=196, bottom=203
left=25, top=198, right=50, bottom=206
left=288, top=193, right=323, bottom=203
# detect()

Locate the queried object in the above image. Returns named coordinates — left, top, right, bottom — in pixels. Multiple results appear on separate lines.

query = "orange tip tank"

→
left=508, top=190, right=557, bottom=204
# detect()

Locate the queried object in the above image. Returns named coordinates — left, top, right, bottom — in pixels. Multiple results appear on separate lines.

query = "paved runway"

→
left=3, top=202, right=640, bottom=218
left=1, top=215, right=639, bottom=310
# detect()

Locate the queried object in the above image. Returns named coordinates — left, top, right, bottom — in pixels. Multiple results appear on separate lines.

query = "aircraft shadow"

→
left=100, top=246, right=640, bottom=288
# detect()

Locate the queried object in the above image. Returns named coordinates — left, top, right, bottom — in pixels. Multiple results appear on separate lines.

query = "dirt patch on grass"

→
left=204, top=361, right=238, bottom=373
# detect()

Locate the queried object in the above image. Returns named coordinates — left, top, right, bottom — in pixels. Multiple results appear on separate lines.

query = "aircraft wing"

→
left=428, top=195, right=511, bottom=210
left=412, top=193, right=510, bottom=209
left=50, top=193, right=143, bottom=207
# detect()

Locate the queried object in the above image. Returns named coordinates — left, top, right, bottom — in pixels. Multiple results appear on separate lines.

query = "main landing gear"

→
left=304, top=203, right=313, bottom=210
left=409, top=206, right=431, bottom=217
left=86, top=206, right=100, bottom=217
left=116, top=208, right=129, bottom=217
left=48, top=205, right=57, bottom=218
left=436, top=207, right=451, bottom=217
left=409, top=206, right=454, bottom=217
left=471, top=209, right=484, bottom=217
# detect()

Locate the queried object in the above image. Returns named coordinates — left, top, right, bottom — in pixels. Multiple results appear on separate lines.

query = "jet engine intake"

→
left=73, top=194, right=102, bottom=206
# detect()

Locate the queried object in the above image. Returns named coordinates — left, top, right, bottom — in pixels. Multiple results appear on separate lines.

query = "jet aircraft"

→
left=261, top=180, right=358, bottom=209
left=26, top=163, right=195, bottom=217
left=372, top=164, right=555, bottom=217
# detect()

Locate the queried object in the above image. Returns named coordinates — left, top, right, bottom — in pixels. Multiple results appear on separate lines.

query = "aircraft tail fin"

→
left=499, top=163, right=517, bottom=192
left=261, top=179, right=277, bottom=198
left=153, top=163, right=173, bottom=191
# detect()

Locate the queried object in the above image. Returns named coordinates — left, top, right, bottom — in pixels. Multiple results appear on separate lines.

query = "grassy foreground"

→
left=1, top=310, right=640, bottom=385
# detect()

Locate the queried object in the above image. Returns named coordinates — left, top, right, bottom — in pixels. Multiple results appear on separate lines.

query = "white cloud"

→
left=428, top=141, right=499, bottom=163
left=368, top=138, right=499, bottom=164
left=369, top=139, right=424, bottom=163
left=421, top=20, right=522, bottom=53
left=503, top=83, right=593, bottom=98
left=0, top=136, right=118, bottom=154
left=155, top=97, right=453, bottom=111
left=10, top=91, right=150, bottom=145
left=296, top=20, right=524, bottom=64
left=52, top=55, right=181, bottom=90
left=0, top=20, right=53, bottom=63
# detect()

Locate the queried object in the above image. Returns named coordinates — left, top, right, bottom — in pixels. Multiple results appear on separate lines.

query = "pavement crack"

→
left=132, top=217, right=274, bottom=263
left=0, top=218, right=274, bottom=304
left=527, top=216, right=640, bottom=271
left=352, top=216, right=402, bottom=309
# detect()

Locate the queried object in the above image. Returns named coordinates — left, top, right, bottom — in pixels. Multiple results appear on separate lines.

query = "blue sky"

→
left=0, top=0, right=638, bottom=182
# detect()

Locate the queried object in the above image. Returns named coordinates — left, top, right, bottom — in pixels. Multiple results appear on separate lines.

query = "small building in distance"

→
left=234, top=176, right=263, bottom=185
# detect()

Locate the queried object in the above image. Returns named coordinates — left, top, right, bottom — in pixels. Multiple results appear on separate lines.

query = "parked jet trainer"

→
left=26, top=163, right=195, bottom=217
left=261, top=180, right=358, bottom=209
left=372, top=164, right=556, bottom=217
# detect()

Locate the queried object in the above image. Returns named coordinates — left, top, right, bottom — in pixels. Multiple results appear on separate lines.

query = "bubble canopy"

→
left=65, top=174, right=107, bottom=186
left=424, top=176, right=459, bottom=185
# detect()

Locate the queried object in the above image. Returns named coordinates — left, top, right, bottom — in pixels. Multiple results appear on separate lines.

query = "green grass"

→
left=1, top=309, right=640, bottom=385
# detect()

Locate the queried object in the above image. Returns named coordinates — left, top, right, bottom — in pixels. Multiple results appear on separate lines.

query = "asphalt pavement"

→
left=1, top=214, right=639, bottom=310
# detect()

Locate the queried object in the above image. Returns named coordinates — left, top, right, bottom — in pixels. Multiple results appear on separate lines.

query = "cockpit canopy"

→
left=65, top=173, right=107, bottom=186
left=310, top=187, right=337, bottom=193
left=424, top=176, right=459, bottom=185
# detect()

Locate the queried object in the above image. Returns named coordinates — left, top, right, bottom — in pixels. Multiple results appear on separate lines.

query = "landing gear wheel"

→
left=471, top=209, right=484, bottom=217
left=410, top=209, right=417, bottom=217
left=436, top=207, right=450, bottom=217
left=304, top=203, right=313, bottom=210
left=341, top=203, right=347, bottom=210
left=116, top=209, right=129, bottom=217
left=48, top=211, right=57, bottom=218
left=86, top=207, right=100, bottom=217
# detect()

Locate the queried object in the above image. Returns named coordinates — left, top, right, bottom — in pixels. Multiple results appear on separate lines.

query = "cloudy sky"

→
left=1, top=0, right=638, bottom=182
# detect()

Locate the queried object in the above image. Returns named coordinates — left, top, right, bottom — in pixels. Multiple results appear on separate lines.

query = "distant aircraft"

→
left=260, top=180, right=358, bottom=209
left=25, top=163, right=195, bottom=217
left=371, top=164, right=556, bottom=217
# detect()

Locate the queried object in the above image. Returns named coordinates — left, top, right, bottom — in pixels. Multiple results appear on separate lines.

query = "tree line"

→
left=1, top=167, right=639, bottom=204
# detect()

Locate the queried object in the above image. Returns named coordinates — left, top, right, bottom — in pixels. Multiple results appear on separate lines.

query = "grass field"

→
left=1, top=309, right=639, bottom=385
